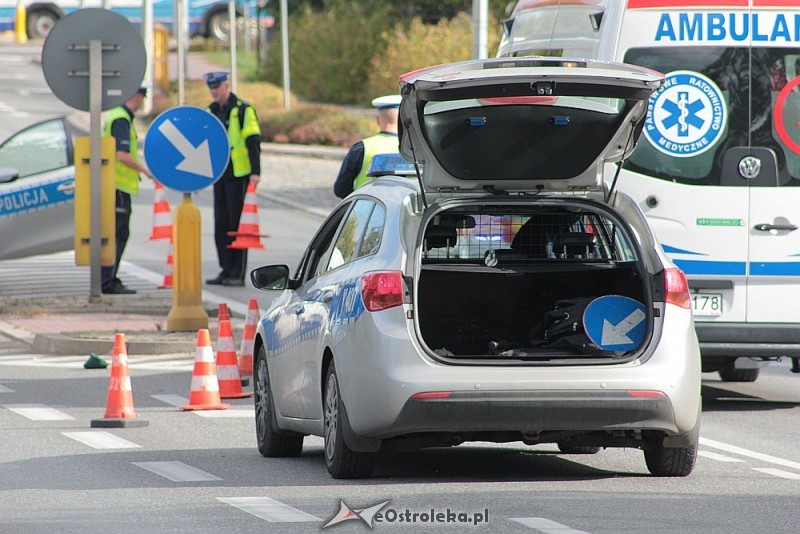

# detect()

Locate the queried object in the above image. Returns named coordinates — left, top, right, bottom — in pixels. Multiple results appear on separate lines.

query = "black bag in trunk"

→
left=531, top=297, right=603, bottom=354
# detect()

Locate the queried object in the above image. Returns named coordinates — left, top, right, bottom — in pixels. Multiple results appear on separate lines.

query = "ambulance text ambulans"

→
left=498, top=0, right=800, bottom=382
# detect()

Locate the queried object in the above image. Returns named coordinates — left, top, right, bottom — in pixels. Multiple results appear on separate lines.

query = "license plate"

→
left=692, top=293, right=723, bottom=317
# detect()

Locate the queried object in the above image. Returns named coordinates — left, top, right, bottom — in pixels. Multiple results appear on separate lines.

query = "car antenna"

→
left=605, top=121, right=637, bottom=203
left=406, top=129, right=429, bottom=210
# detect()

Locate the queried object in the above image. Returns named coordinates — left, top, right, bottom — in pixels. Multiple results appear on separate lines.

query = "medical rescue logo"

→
left=643, top=70, right=727, bottom=158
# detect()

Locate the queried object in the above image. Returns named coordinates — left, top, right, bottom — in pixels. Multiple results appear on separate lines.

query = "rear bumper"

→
left=372, top=390, right=678, bottom=439
left=695, top=323, right=800, bottom=357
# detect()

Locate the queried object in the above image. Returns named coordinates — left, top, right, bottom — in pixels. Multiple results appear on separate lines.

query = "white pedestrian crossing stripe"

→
left=698, top=450, right=745, bottom=463
left=3, top=404, right=74, bottom=421
left=63, top=431, right=141, bottom=449
left=133, top=461, right=222, bottom=482
left=218, top=497, right=320, bottom=523
left=753, top=468, right=800, bottom=480
left=0, top=384, right=14, bottom=393
left=511, top=517, right=590, bottom=533
left=195, top=409, right=254, bottom=418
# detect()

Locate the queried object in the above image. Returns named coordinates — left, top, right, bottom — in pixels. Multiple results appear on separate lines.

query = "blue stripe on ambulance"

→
left=0, top=177, right=75, bottom=218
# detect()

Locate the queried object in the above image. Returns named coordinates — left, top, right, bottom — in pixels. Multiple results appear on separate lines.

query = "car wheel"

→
left=557, top=442, right=601, bottom=454
left=27, top=8, right=59, bottom=40
left=254, top=345, right=303, bottom=457
left=718, top=365, right=759, bottom=383
left=323, top=363, right=374, bottom=479
left=644, top=438, right=697, bottom=477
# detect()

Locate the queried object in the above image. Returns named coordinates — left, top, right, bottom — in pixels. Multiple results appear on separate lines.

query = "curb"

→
left=30, top=332, right=198, bottom=356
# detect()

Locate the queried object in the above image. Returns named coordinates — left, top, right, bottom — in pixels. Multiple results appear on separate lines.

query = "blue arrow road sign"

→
left=583, top=295, right=646, bottom=352
left=144, top=106, right=230, bottom=192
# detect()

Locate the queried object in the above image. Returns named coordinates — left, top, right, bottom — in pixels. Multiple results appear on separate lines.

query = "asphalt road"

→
left=2, top=39, right=800, bottom=534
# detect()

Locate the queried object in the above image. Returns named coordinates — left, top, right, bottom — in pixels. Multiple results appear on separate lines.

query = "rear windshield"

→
left=421, top=96, right=627, bottom=181
left=422, top=206, right=636, bottom=264
left=623, top=46, right=800, bottom=186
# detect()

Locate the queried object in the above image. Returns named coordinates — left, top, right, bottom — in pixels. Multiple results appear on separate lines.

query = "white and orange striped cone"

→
left=238, top=298, right=259, bottom=376
left=181, top=329, right=230, bottom=411
left=149, top=182, right=173, bottom=241
left=227, top=181, right=268, bottom=249
left=91, top=333, right=148, bottom=428
left=157, top=239, right=174, bottom=289
left=216, top=318, right=252, bottom=399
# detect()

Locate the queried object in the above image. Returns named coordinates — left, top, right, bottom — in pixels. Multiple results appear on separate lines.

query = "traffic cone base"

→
left=91, top=333, right=148, bottom=428
left=182, top=329, right=230, bottom=411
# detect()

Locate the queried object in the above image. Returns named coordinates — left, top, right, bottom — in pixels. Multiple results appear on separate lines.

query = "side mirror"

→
left=0, top=167, right=19, bottom=184
left=251, top=265, right=291, bottom=290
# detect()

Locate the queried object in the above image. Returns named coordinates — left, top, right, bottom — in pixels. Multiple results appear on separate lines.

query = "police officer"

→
left=333, top=94, right=401, bottom=199
left=203, top=71, right=262, bottom=287
left=101, top=87, right=154, bottom=295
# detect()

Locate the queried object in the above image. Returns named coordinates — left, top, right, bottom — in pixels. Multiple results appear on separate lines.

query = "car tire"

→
left=27, top=8, right=59, bottom=40
left=718, top=365, right=759, bottom=383
left=557, top=442, right=601, bottom=455
left=323, top=363, right=375, bottom=479
left=644, top=438, right=697, bottom=477
left=254, top=345, right=304, bottom=457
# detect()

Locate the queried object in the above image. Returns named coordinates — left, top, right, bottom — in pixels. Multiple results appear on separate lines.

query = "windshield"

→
left=624, top=46, right=800, bottom=186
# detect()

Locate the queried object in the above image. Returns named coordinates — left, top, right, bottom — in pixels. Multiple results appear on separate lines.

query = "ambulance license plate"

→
left=692, top=293, right=722, bottom=317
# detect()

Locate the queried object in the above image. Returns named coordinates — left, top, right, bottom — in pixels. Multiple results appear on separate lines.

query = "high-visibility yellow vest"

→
left=102, top=106, right=140, bottom=195
left=209, top=101, right=262, bottom=178
left=353, top=133, right=400, bottom=190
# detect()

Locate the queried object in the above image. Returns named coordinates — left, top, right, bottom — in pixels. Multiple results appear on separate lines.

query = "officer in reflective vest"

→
left=333, top=94, right=401, bottom=199
left=203, top=71, right=262, bottom=287
left=101, top=87, right=154, bottom=295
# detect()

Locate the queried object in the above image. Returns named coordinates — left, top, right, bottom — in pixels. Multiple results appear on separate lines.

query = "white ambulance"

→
left=498, top=0, right=800, bottom=382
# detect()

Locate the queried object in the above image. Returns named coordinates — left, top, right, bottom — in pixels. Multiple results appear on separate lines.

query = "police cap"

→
left=204, top=71, right=229, bottom=88
left=371, top=94, right=402, bottom=110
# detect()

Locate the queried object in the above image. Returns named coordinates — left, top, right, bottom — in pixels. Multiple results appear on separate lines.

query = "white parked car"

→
left=250, top=57, right=702, bottom=479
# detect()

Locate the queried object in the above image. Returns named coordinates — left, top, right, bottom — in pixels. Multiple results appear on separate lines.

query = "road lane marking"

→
left=753, top=468, right=800, bottom=480
left=511, top=517, right=590, bottom=533
left=151, top=394, right=189, bottom=407
left=700, top=437, right=800, bottom=471
left=698, top=451, right=745, bottom=463
left=3, top=404, right=74, bottom=421
left=195, top=409, right=255, bottom=418
left=63, top=431, right=141, bottom=449
left=133, top=461, right=222, bottom=482
left=218, top=497, right=320, bottom=523
left=0, top=384, right=14, bottom=393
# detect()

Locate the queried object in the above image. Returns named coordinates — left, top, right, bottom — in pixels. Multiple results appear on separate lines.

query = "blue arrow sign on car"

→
left=144, top=106, right=230, bottom=192
left=583, top=295, right=646, bottom=351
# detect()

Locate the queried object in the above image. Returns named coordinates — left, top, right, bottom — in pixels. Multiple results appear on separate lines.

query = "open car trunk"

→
left=416, top=202, right=653, bottom=363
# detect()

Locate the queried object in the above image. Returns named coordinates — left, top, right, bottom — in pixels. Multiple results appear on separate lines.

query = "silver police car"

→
left=250, top=58, right=702, bottom=479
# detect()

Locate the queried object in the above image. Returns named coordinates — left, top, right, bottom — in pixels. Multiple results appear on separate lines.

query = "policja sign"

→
left=144, top=106, right=230, bottom=331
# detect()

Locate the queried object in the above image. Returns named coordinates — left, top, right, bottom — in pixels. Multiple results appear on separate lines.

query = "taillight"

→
left=361, top=271, right=404, bottom=312
left=665, top=268, right=691, bottom=309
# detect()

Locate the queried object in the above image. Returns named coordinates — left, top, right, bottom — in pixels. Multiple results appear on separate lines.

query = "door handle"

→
left=293, top=304, right=305, bottom=315
left=754, top=223, right=798, bottom=232
left=320, top=290, right=335, bottom=303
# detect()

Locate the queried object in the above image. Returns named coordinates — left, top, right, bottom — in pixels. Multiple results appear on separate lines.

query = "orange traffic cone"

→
left=157, top=239, right=174, bottom=289
left=227, top=181, right=268, bottom=249
left=216, top=318, right=252, bottom=399
left=91, top=333, right=148, bottom=428
left=181, top=329, right=230, bottom=411
left=149, top=182, right=173, bottom=241
left=218, top=302, right=230, bottom=322
left=238, top=298, right=259, bottom=376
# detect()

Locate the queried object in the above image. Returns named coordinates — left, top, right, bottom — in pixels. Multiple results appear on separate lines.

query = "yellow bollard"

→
left=167, top=194, right=209, bottom=331
left=15, top=2, right=27, bottom=44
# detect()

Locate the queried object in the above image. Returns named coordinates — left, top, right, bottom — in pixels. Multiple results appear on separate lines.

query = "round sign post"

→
left=144, top=106, right=230, bottom=331
left=42, top=8, right=146, bottom=302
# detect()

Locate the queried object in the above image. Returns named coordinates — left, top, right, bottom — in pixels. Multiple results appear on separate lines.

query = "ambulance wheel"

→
left=718, top=365, right=759, bottom=383
left=323, top=363, right=375, bottom=479
left=254, top=345, right=304, bottom=457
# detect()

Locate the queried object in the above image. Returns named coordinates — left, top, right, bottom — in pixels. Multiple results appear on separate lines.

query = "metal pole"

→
left=229, top=0, right=238, bottom=93
left=472, top=0, right=489, bottom=60
left=177, top=0, right=185, bottom=105
left=89, top=39, right=103, bottom=302
left=280, top=0, right=290, bottom=109
left=143, top=0, right=154, bottom=115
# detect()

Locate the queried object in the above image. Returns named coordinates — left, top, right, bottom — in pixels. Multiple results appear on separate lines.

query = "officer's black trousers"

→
left=212, top=172, right=248, bottom=280
left=101, top=190, right=132, bottom=289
